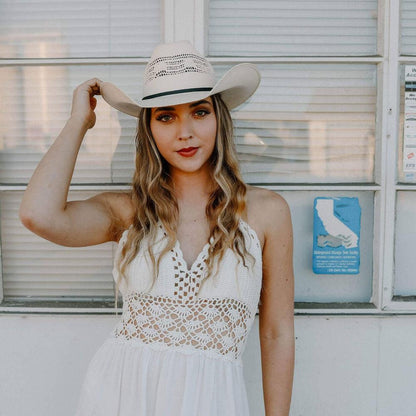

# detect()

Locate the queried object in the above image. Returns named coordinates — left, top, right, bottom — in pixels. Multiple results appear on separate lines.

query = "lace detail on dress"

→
left=172, top=249, right=207, bottom=300
left=158, top=222, right=210, bottom=300
left=113, top=291, right=252, bottom=361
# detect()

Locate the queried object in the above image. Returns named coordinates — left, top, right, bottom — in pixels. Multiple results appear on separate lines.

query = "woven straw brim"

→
left=100, top=63, right=260, bottom=117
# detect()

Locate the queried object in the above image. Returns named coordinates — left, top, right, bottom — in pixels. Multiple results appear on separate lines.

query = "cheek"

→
left=149, top=120, right=160, bottom=143
left=203, top=118, right=217, bottom=147
left=150, top=123, right=168, bottom=152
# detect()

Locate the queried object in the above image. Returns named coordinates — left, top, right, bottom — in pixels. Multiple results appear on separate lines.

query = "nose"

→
left=177, top=118, right=193, bottom=141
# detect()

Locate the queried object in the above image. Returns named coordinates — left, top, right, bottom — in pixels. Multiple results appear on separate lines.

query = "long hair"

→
left=114, top=94, right=252, bottom=309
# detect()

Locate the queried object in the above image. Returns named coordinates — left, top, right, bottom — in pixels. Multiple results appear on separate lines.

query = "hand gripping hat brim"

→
left=100, top=41, right=261, bottom=117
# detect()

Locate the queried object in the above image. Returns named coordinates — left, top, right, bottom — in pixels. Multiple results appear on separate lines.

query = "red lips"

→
left=177, top=147, right=198, bottom=157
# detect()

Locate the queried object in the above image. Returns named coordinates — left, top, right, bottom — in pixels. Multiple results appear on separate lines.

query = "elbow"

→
left=19, top=204, right=69, bottom=245
left=259, top=320, right=295, bottom=342
left=19, top=205, right=40, bottom=232
left=19, top=203, right=51, bottom=235
left=19, top=203, right=33, bottom=229
left=260, top=330, right=294, bottom=343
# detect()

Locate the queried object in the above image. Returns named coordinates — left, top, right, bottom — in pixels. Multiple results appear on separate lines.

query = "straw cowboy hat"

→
left=100, top=41, right=261, bottom=117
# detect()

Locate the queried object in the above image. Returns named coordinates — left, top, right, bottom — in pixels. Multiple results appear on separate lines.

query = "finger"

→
left=90, top=96, right=97, bottom=110
left=89, top=78, right=103, bottom=96
left=95, top=79, right=105, bottom=89
left=78, top=78, right=102, bottom=96
left=84, top=77, right=102, bottom=86
left=91, top=86, right=100, bottom=97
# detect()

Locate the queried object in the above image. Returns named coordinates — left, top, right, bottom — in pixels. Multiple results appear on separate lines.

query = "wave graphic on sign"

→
left=315, top=199, right=358, bottom=249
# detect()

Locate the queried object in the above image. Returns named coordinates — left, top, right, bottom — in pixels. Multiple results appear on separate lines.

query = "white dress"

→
left=75, top=220, right=263, bottom=416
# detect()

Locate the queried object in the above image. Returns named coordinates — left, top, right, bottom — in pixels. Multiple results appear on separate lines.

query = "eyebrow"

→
left=153, top=99, right=212, bottom=113
left=189, top=99, right=212, bottom=108
left=154, top=106, right=175, bottom=113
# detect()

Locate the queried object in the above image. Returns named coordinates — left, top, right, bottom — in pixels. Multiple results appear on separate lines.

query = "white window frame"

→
left=201, top=0, right=386, bottom=315
left=382, top=0, right=416, bottom=312
left=0, top=0, right=414, bottom=315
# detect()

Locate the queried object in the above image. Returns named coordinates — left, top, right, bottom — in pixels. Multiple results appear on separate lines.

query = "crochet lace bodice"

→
left=111, top=220, right=263, bottom=364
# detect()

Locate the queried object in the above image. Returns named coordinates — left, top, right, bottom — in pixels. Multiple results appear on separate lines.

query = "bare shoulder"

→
left=246, top=186, right=292, bottom=248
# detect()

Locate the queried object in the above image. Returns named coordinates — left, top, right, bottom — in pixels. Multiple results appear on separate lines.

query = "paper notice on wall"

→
left=404, top=66, right=416, bottom=172
left=313, top=197, right=361, bottom=275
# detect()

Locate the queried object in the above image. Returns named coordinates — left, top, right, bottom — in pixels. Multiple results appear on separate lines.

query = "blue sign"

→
left=313, top=197, right=361, bottom=274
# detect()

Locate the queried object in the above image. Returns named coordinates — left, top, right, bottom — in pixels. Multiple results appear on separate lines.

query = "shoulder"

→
left=246, top=185, right=289, bottom=210
left=246, top=186, right=291, bottom=224
left=245, top=186, right=292, bottom=248
left=92, top=191, right=135, bottom=239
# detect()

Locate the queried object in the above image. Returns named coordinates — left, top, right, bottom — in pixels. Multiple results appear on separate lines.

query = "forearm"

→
left=260, top=334, right=295, bottom=416
left=20, top=115, right=88, bottom=226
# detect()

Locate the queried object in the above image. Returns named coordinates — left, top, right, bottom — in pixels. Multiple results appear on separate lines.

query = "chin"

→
left=171, top=160, right=210, bottom=175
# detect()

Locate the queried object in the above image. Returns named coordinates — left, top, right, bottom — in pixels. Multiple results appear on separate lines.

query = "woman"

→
left=19, top=41, right=294, bottom=416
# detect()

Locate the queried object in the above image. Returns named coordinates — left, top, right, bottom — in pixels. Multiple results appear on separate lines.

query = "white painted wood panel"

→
left=378, top=316, right=416, bottom=416
left=2, top=315, right=415, bottom=416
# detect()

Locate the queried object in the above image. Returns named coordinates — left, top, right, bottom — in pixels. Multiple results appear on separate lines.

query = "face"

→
left=149, top=97, right=217, bottom=176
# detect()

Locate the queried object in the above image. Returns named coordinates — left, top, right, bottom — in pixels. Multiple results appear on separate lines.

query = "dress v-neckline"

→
left=174, top=238, right=211, bottom=273
left=157, top=222, right=211, bottom=273
left=159, top=218, right=261, bottom=273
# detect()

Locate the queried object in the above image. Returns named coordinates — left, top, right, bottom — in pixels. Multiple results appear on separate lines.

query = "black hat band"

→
left=142, top=87, right=212, bottom=101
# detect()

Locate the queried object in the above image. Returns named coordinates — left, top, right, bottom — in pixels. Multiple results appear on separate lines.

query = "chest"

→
left=176, top=219, right=210, bottom=270
left=118, top=218, right=263, bottom=306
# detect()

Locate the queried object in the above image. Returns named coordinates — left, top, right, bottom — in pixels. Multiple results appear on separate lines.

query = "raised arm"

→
left=257, top=191, right=295, bottom=416
left=19, top=79, right=133, bottom=247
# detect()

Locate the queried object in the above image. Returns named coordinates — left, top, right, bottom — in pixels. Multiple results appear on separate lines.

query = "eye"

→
left=155, top=113, right=173, bottom=122
left=194, top=109, right=210, bottom=118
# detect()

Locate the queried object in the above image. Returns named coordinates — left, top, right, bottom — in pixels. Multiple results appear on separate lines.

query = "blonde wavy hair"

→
left=114, top=94, right=252, bottom=308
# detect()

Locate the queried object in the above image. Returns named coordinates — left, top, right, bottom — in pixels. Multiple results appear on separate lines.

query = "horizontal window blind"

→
left=208, top=0, right=378, bottom=56
left=401, top=0, right=416, bottom=55
left=1, top=192, right=116, bottom=298
left=222, top=63, right=376, bottom=183
left=0, top=0, right=160, bottom=58
left=0, top=63, right=377, bottom=186
left=0, top=65, right=142, bottom=184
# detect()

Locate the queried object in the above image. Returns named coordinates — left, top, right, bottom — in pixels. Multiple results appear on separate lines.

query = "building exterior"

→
left=0, top=1, right=415, bottom=415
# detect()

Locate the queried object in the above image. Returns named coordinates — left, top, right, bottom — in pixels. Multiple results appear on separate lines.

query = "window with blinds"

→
left=401, top=0, right=416, bottom=55
left=208, top=0, right=379, bottom=305
left=1, top=192, right=115, bottom=299
left=208, top=0, right=379, bottom=56
left=394, top=40, right=416, bottom=299
left=0, top=65, right=142, bottom=184
left=225, top=63, right=376, bottom=183
left=0, top=0, right=386, bottom=308
left=0, top=1, right=161, bottom=306
left=0, top=0, right=160, bottom=58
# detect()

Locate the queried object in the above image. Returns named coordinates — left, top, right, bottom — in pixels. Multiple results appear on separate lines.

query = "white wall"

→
left=1, top=314, right=415, bottom=416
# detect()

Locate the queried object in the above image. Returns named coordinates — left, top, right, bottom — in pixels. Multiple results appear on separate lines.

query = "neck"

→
left=171, top=168, right=215, bottom=201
